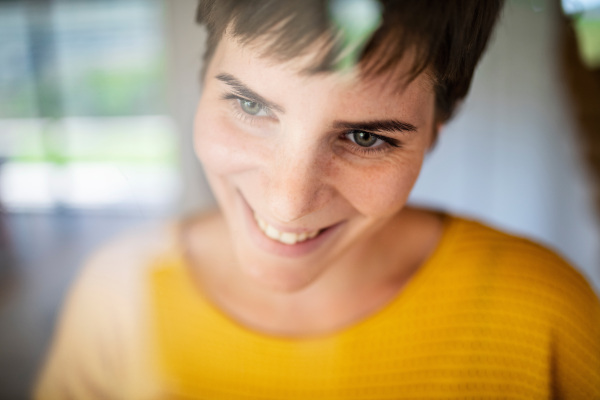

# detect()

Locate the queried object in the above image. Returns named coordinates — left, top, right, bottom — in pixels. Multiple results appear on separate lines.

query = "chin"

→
left=239, top=252, right=323, bottom=293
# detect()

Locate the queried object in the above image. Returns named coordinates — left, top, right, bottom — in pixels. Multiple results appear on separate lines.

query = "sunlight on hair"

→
left=328, top=0, right=382, bottom=71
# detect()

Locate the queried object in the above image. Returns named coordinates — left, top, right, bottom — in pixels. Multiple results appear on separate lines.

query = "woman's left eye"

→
left=239, top=98, right=268, bottom=117
left=345, top=130, right=386, bottom=148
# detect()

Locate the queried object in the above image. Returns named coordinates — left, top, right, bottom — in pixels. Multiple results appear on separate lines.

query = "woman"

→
left=36, top=1, right=600, bottom=398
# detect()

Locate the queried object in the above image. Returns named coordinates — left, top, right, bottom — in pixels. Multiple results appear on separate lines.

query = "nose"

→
left=262, top=142, right=333, bottom=223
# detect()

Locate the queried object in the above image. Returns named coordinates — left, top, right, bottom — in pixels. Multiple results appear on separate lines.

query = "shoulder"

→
left=58, top=219, right=183, bottom=347
left=35, top=221, right=176, bottom=399
left=421, top=214, right=600, bottom=397
left=450, top=216, right=600, bottom=398
left=61, top=221, right=177, bottom=316
left=445, top=215, right=600, bottom=338
left=82, top=220, right=176, bottom=281
left=446, top=215, right=595, bottom=294
left=60, top=218, right=176, bottom=308
left=399, top=209, right=598, bottom=309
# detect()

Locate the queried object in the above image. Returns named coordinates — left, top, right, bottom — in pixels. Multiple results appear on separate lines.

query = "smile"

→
left=253, top=212, right=320, bottom=245
left=239, top=190, right=345, bottom=258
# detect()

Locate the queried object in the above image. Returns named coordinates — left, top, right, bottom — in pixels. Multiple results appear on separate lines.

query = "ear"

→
left=428, top=121, right=444, bottom=152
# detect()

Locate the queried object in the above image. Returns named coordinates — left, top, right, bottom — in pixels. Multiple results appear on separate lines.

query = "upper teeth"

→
left=253, top=213, right=319, bottom=245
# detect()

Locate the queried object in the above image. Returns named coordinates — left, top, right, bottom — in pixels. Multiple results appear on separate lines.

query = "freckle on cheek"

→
left=364, top=176, right=415, bottom=215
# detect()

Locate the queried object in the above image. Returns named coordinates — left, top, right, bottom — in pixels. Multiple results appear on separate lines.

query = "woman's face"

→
left=194, top=34, right=437, bottom=291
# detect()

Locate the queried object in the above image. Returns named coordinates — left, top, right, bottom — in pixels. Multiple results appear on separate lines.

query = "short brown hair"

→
left=196, top=0, right=504, bottom=122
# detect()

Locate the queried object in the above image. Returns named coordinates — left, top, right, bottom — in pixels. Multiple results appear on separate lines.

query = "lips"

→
left=253, top=212, right=321, bottom=245
left=238, top=190, right=343, bottom=258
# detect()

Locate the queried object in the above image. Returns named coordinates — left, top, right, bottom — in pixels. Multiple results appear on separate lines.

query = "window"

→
left=0, top=0, right=178, bottom=213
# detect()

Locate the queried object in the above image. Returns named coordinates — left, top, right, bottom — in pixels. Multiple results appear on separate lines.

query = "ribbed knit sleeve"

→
left=551, top=261, right=600, bottom=398
left=450, top=219, right=600, bottom=399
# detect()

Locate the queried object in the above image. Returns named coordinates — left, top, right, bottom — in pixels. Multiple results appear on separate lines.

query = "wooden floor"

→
left=0, top=210, right=156, bottom=399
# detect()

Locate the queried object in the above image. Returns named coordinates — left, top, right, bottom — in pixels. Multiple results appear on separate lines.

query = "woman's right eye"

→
left=238, top=98, right=268, bottom=117
left=221, top=93, right=273, bottom=121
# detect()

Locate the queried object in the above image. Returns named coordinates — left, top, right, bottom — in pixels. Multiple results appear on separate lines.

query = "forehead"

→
left=207, top=33, right=436, bottom=118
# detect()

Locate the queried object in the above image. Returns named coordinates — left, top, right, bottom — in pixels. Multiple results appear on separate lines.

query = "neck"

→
left=183, top=207, right=444, bottom=337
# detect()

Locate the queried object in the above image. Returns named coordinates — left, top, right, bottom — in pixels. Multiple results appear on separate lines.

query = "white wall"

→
left=164, top=0, right=600, bottom=292
left=163, top=0, right=214, bottom=215
left=411, top=0, right=600, bottom=291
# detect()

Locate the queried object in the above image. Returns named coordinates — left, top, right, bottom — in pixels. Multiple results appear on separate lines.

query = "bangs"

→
left=197, top=0, right=504, bottom=121
left=198, top=0, right=434, bottom=81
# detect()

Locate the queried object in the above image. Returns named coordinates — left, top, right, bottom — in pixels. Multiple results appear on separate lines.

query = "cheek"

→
left=194, top=103, right=265, bottom=177
left=334, top=156, right=424, bottom=217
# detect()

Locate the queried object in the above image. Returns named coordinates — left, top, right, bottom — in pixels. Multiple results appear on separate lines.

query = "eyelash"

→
left=222, top=94, right=271, bottom=125
left=222, top=92, right=402, bottom=155
left=342, top=131, right=401, bottom=155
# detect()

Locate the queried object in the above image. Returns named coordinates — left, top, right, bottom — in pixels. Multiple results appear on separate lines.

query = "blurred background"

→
left=0, top=0, right=599, bottom=398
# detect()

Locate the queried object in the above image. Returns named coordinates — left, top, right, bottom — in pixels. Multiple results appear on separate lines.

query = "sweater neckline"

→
left=165, top=213, right=462, bottom=343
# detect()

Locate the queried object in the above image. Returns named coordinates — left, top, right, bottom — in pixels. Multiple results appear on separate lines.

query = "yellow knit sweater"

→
left=149, top=216, right=600, bottom=399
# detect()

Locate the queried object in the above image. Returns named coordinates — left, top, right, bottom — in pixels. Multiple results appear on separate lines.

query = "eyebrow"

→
left=215, top=73, right=285, bottom=113
left=332, top=120, right=418, bottom=135
left=216, top=72, right=418, bottom=135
